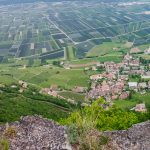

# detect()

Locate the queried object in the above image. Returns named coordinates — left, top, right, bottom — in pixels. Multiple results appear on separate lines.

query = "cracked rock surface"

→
left=105, top=121, right=150, bottom=150
left=1, top=115, right=150, bottom=150
left=0, top=115, right=72, bottom=150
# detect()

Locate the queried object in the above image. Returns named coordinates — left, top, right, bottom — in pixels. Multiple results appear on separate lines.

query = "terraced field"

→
left=0, top=1, right=150, bottom=61
left=0, top=85, right=75, bottom=123
left=0, top=63, right=90, bottom=89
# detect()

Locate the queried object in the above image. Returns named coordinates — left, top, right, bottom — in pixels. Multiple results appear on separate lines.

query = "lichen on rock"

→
left=0, top=115, right=72, bottom=150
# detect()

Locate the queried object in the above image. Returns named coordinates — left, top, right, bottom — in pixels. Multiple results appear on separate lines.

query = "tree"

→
left=28, top=58, right=34, bottom=66
left=52, top=61, right=61, bottom=67
left=2, top=57, right=8, bottom=63
left=63, top=98, right=139, bottom=131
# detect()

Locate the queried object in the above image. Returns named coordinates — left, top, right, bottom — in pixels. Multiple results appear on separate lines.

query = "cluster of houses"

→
left=87, top=73, right=129, bottom=101
left=10, top=80, right=28, bottom=93
left=131, top=103, right=147, bottom=112
left=128, top=81, right=150, bottom=93
left=40, top=88, right=58, bottom=97
left=40, top=85, right=80, bottom=105
left=86, top=52, right=150, bottom=101
left=34, top=48, right=150, bottom=111
left=144, top=47, right=150, bottom=55
left=40, top=84, right=58, bottom=96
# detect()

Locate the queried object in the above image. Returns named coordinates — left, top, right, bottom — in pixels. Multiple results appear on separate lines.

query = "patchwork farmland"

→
left=0, top=1, right=150, bottom=61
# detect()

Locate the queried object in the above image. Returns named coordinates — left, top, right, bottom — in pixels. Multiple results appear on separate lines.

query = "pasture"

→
left=58, top=91, right=85, bottom=102
left=86, top=41, right=125, bottom=57
left=0, top=64, right=90, bottom=89
left=115, top=93, right=150, bottom=110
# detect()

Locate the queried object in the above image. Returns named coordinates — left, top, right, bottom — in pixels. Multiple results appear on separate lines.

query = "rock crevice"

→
left=0, top=116, right=150, bottom=150
left=0, top=115, right=72, bottom=150
left=105, top=121, right=150, bottom=150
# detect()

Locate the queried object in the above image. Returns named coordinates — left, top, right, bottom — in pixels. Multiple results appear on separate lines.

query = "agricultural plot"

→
left=0, top=1, right=150, bottom=60
left=0, top=63, right=90, bottom=89
left=86, top=41, right=127, bottom=57
left=115, top=92, right=150, bottom=110
left=58, top=91, right=85, bottom=102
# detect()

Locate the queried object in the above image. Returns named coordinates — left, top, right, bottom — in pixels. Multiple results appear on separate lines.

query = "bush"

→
left=0, top=138, right=9, bottom=150
left=62, top=98, right=146, bottom=149
left=63, top=98, right=139, bottom=131
left=4, top=126, right=16, bottom=138
left=67, top=124, right=79, bottom=144
left=79, top=129, right=109, bottom=150
left=67, top=123, right=109, bottom=150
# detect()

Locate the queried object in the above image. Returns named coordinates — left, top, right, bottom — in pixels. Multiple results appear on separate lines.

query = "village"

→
left=86, top=52, right=149, bottom=101
left=36, top=47, right=150, bottom=112
left=7, top=46, right=150, bottom=113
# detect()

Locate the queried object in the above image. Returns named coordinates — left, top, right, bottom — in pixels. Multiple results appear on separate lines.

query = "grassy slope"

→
left=115, top=93, right=150, bottom=110
left=0, top=64, right=89, bottom=89
left=86, top=41, right=126, bottom=57
left=70, top=55, right=122, bottom=65
left=0, top=92, right=69, bottom=123
left=59, top=91, right=85, bottom=102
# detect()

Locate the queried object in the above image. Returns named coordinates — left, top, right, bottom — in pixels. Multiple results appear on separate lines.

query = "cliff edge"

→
left=0, top=116, right=150, bottom=150
left=0, top=115, right=71, bottom=150
left=105, top=121, right=150, bottom=150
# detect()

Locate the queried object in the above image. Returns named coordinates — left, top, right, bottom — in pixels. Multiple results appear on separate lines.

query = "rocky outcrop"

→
left=105, top=121, right=150, bottom=150
left=0, top=116, right=150, bottom=150
left=0, top=115, right=72, bottom=150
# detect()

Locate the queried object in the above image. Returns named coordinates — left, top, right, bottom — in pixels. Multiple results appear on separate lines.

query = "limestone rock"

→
left=0, top=115, right=72, bottom=150
left=105, top=121, right=150, bottom=150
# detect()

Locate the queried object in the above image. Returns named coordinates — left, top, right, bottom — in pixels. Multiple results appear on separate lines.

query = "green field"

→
left=28, top=68, right=89, bottom=89
left=59, top=91, right=85, bottom=102
left=65, top=46, right=76, bottom=60
left=98, top=55, right=123, bottom=63
left=0, top=64, right=89, bottom=89
left=0, top=88, right=70, bottom=123
left=115, top=93, right=150, bottom=110
left=70, top=55, right=123, bottom=66
left=86, top=41, right=128, bottom=57
left=138, top=44, right=150, bottom=51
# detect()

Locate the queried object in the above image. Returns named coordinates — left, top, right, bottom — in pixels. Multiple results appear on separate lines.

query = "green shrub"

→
left=4, top=126, right=16, bottom=138
left=0, top=138, right=9, bottom=150
left=67, top=124, right=79, bottom=144
left=63, top=98, right=139, bottom=131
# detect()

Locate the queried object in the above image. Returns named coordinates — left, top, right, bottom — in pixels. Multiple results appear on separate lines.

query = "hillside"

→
left=0, top=85, right=76, bottom=123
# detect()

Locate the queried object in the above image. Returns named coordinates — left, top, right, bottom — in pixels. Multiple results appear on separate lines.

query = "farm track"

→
left=76, top=25, right=150, bottom=44
left=13, top=25, right=150, bottom=60
left=57, top=19, right=150, bottom=34
left=24, top=96, right=71, bottom=113
left=44, top=14, right=76, bottom=44
left=68, top=61, right=98, bottom=68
